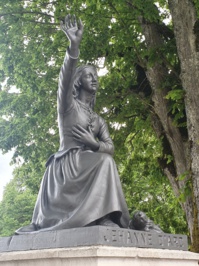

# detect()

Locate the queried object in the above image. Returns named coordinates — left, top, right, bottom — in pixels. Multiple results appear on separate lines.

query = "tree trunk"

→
left=168, top=0, right=199, bottom=252
left=138, top=7, right=197, bottom=248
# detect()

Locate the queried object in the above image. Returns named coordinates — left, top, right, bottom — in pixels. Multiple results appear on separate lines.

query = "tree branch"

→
left=0, top=11, right=54, bottom=18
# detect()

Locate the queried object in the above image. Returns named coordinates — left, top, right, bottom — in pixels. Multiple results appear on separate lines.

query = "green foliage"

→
left=113, top=116, right=187, bottom=235
left=193, top=0, right=199, bottom=17
left=166, top=88, right=186, bottom=127
left=0, top=0, right=188, bottom=236
left=0, top=177, right=36, bottom=236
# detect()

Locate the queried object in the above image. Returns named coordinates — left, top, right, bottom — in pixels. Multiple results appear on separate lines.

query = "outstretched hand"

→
left=72, top=124, right=99, bottom=151
left=61, top=14, right=84, bottom=47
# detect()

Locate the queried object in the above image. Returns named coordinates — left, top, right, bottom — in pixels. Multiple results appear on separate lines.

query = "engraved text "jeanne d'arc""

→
left=103, top=228, right=186, bottom=250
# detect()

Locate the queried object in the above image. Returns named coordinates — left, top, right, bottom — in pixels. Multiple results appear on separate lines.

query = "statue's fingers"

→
left=72, top=131, right=82, bottom=138
left=70, top=14, right=75, bottom=27
left=65, top=14, right=70, bottom=29
left=88, top=126, right=93, bottom=134
left=78, top=18, right=84, bottom=31
left=60, top=21, right=66, bottom=32
left=73, top=136, right=81, bottom=142
left=75, top=124, right=86, bottom=133
left=68, top=14, right=72, bottom=28
left=73, top=15, right=77, bottom=27
left=72, top=127, right=80, bottom=134
left=72, top=126, right=85, bottom=135
left=65, top=14, right=68, bottom=25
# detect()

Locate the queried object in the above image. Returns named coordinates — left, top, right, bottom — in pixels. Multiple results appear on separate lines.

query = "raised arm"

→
left=58, top=15, right=84, bottom=113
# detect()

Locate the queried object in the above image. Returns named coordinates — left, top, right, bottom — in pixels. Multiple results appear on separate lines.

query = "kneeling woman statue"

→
left=16, top=15, right=130, bottom=234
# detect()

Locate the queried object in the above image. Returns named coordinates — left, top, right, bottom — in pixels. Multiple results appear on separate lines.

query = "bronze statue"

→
left=15, top=15, right=163, bottom=235
left=15, top=15, right=130, bottom=234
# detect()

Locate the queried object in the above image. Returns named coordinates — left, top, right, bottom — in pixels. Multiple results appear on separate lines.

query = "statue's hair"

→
left=73, top=65, right=97, bottom=110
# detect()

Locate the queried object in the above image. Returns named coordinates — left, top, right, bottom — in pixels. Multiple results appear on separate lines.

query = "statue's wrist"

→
left=70, top=41, right=80, bottom=50
left=68, top=47, right=80, bottom=59
left=92, top=142, right=100, bottom=152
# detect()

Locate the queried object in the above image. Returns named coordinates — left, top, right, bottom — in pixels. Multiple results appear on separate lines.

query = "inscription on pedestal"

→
left=102, top=228, right=187, bottom=250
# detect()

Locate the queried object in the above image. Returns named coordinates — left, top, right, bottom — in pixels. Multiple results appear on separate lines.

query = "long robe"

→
left=16, top=51, right=130, bottom=233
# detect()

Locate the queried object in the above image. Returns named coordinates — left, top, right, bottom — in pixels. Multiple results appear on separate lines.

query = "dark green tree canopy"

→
left=0, top=0, right=199, bottom=251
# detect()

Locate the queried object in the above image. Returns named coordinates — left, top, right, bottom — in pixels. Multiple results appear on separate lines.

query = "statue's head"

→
left=131, top=211, right=148, bottom=230
left=73, top=65, right=98, bottom=109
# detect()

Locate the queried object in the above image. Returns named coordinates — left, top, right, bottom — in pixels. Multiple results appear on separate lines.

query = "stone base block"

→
left=0, top=246, right=199, bottom=266
left=0, top=226, right=188, bottom=252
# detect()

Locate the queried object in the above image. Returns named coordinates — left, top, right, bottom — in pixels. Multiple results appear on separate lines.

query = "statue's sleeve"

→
left=97, top=117, right=114, bottom=156
left=57, top=50, right=78, bottom=113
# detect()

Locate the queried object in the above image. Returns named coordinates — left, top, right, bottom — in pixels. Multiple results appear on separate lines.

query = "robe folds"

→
left=32, top=148, right=130, bottom=230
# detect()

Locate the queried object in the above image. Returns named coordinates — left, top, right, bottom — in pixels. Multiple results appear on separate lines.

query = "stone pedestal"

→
left=0, top=226, right=188, bottom=252
left=0, top=246, right=199, bottom=266
left=0, top=227, right=197, bottom=265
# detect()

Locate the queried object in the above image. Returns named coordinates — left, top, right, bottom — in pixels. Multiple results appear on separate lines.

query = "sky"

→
left=0, top=150, right=14, bottom=201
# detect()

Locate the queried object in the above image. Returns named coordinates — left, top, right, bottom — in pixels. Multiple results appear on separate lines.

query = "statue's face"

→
left=134, top=211, right=147, bottom=227
left=138, top=212, right=147, bottom=222
left=80, top=67, right=98, bottom=93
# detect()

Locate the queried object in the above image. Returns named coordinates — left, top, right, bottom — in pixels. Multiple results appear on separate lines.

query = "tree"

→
left=0, top=176, right=36, bottom=236
left=0, top=0, right=198, bottom=250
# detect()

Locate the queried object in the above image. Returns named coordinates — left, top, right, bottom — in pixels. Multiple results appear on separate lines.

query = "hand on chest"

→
left=76, top=108, right=99, bottom=136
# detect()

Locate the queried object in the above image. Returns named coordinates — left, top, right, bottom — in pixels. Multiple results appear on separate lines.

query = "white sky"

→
left=0, top=150, right=14, bottom=201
